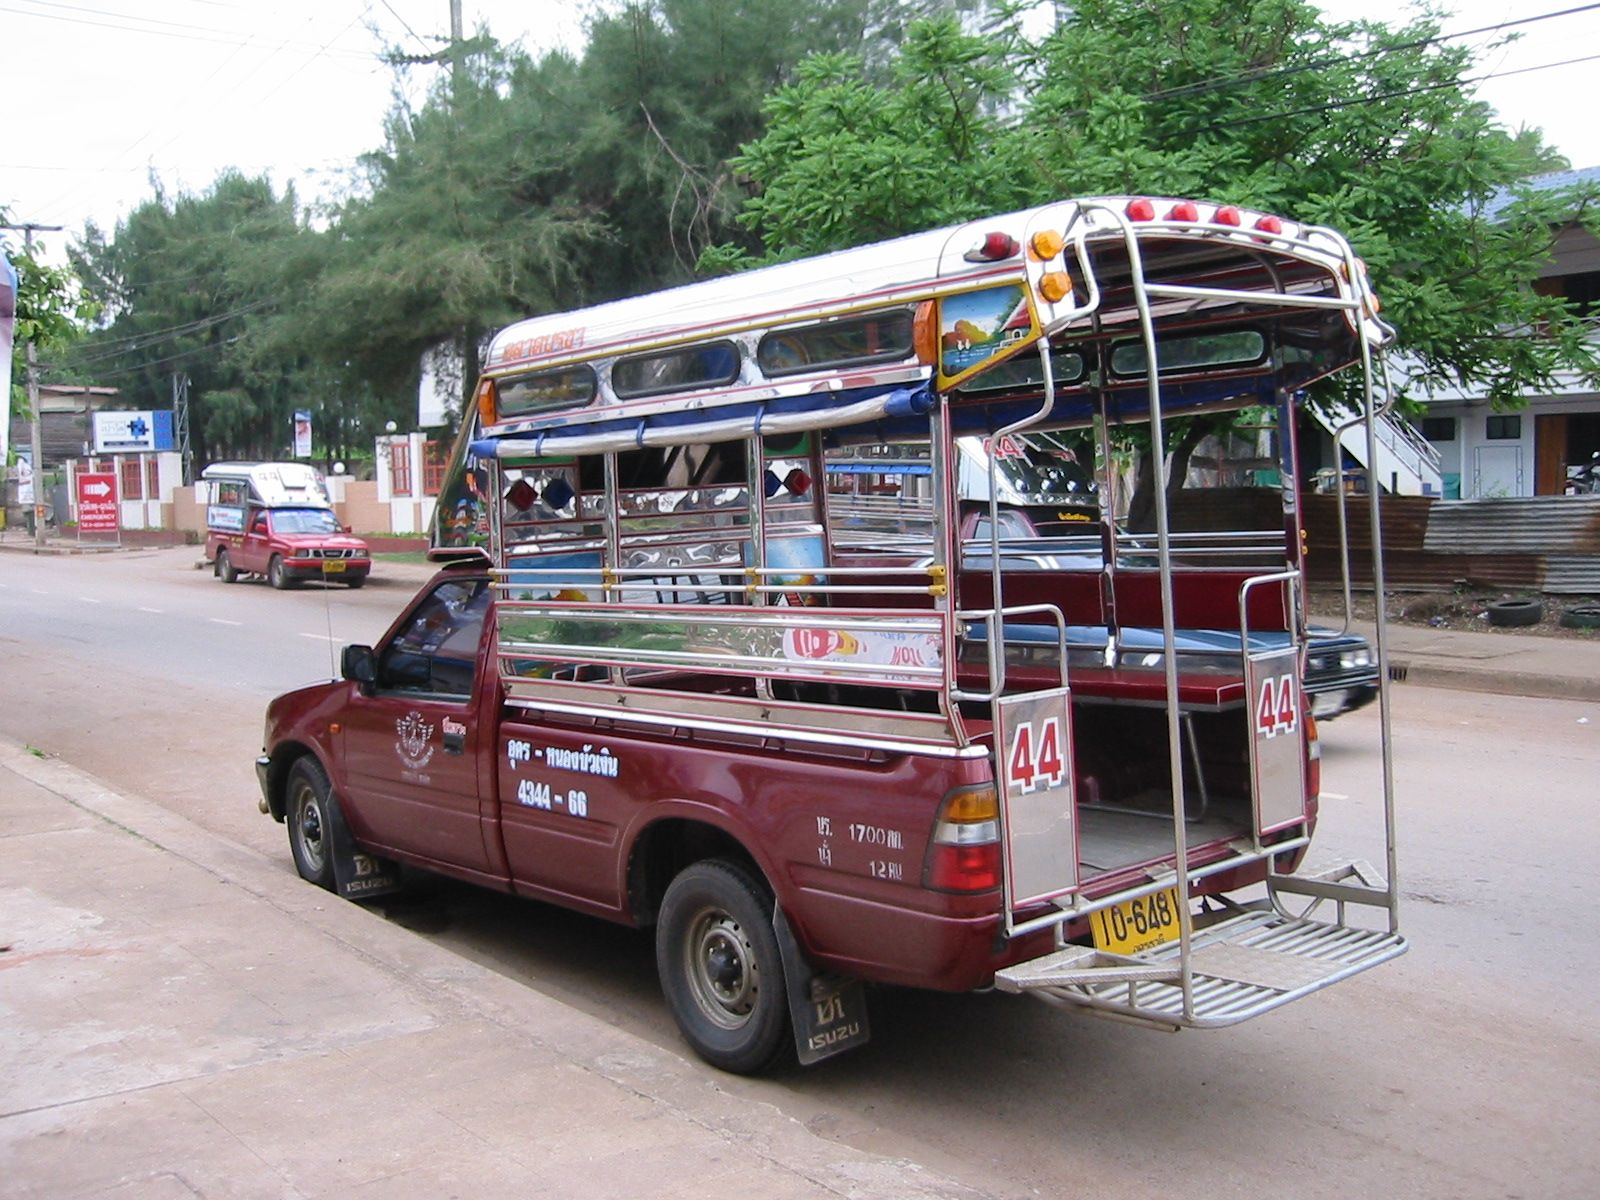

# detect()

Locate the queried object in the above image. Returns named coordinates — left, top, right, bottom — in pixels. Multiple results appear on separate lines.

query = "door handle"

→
left=443, top=729, right=466, bottom=754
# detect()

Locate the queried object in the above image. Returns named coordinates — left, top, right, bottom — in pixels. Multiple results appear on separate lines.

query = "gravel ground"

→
left=1309, top=586, right=1600, bottom=639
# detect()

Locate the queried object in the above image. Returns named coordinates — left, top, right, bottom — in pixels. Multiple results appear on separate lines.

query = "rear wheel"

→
left=216, top=549, right=238, bottom=583
left=268, top=554, right=292, bottom=590
left=656, top=859, right=791, bottom=1075
left=285, top=757, right=337, bottom=891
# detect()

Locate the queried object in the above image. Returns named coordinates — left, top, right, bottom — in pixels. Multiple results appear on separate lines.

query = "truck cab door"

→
left=337, top=576, right=495, bottom=874
left=242, top=508, right=272, bottom=573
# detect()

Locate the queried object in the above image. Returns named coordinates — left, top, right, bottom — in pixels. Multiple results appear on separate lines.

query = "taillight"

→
left=1305, top=711, right=1322, bottom=800
left=924, top=786, right=1002, bottom=892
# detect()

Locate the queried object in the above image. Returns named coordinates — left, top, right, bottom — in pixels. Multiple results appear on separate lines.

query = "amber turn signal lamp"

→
left=476, top=378, right=497, bottom=426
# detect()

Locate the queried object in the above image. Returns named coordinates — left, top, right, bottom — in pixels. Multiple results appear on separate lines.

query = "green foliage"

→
left=2, top=212, right=98, bottom=422
left=719, top=0, right=1600, bottom=408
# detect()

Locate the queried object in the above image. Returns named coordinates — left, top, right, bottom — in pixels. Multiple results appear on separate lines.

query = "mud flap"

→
left=323, top=792, right=403, bottom=901
left=773, top=908, right=870, bottom=1065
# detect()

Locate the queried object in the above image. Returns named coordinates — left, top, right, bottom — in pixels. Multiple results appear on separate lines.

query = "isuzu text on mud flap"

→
left=257, top=196, right=1406, bottom=1074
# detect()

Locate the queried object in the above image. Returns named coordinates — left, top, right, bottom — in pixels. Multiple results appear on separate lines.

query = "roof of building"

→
left=1483, top=165, right=1600, bottom=222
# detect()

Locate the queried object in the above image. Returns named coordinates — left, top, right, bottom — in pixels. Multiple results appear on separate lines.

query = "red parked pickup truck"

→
left=202, top=462, right=371, bottom=589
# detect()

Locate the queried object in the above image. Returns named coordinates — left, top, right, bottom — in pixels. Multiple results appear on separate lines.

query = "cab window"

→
left=378, top=578, right=491, bottom=697
left=250, top=512, right=269, bottom=535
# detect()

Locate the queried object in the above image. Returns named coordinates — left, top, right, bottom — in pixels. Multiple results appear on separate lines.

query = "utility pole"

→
left=1, top=221, right=65, bottom=548
left=173, top=371, right=192, bottom=485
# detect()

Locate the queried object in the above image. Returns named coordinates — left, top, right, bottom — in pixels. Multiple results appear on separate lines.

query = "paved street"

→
left=2, top=547, right=1598, bottom=1198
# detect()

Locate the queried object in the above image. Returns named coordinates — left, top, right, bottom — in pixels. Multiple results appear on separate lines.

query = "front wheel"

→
left=216, top=549, right=238, bottom=583
left=285, top=757, right=337, bottom=891
left=267, top=554, right=292, bottom=590
left=656, top=859, right=791, bottom=1075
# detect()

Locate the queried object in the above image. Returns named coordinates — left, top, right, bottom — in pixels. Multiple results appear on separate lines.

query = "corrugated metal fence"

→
left=1173, top=490, right=1600, bottom=595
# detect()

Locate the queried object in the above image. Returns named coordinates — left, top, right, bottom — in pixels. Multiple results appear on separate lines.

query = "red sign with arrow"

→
left=77, top=472, right=119, bottom=533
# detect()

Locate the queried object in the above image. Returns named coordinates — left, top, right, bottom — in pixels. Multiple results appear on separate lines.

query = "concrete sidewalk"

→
left=0, top=741, right=985, bottom=1200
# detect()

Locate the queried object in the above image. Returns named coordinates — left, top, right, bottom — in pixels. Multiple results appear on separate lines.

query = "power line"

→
left=2, top=1, right=374, bottom=58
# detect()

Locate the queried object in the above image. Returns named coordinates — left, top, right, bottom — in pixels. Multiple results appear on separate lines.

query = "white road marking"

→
left=209, top=618, right=243, bottom=626
left=300, top=633, right=341, bottom=642
left=138, top=606, right=164, bottom=614
left=79, top=597, right=102, bottom=604
left=31, top=589, right=50, bottom=595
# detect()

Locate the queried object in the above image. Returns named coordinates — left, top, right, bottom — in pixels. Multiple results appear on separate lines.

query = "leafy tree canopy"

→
left=2, top=212, right=97, bottom=425
left=715, top=1, right=1600, bottom=407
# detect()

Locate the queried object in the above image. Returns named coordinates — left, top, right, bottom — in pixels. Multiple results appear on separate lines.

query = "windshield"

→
left=272, top=508, right=342, bottom=535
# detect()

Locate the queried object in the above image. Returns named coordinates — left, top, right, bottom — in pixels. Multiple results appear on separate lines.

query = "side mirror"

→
left=341, top=644, right=377, bottom=689
left=344, top=524, right=353, bottom=533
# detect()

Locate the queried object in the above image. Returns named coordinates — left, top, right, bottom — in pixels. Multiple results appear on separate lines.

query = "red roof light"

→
left=1167, top=201, right=1199, bottom=222
left=1214, top=206, right=1242, bottom=227
left=1125, top=198, right=1157, bottom=221
left=964, top=231, right=1020, bottom=263
left=1255, top=214, right=1284, bottom=235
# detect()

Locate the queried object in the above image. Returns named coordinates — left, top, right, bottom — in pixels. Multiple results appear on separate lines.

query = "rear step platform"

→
left=994, top=909, right=1406, bottom=1028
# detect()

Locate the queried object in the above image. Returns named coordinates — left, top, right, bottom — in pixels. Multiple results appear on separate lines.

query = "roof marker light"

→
left=1167, top=201, right=1199, bottom=222
left=964, top=232, right=1019, bottom=263
left=1214, top=206, right=1242, bottom=226
left=1254, top=214, right=1284, bottom=235
left=1037, top=271, right=1073, bottom=303
left=1125, top=198, right=1156, bottom=221
left=1029, top=229, right=1065, bottom=260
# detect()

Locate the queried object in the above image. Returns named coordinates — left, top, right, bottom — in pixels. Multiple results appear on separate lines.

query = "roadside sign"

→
left=77, top=472, right=119, bottom=533
left=92, top=410, right=174, bottom=454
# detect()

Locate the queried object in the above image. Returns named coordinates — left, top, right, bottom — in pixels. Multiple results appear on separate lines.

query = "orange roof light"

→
left=1037, top=271, right=1073, bottom=303
left=913, top=301, right=938, bottom=365
left=476, top=378, right=496, bottom=427
left=1029, top=229, right=1065, bottom=261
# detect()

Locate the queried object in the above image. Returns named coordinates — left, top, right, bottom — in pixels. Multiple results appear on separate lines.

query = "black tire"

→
left=267, top=554, right=293, bottom=590
left=1560, top=604, right=1600, bottom=630
left=345, top=575, right=366, bottom=589
left=656, top=859, right=791, bottom=1075
left=216, top=549, right=238, bottom=583
left=1486, top=598, right=1542, bottom=628
left=285, top=757, right=337, bottom=891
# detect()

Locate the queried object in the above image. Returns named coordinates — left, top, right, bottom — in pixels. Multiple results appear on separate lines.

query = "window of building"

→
left=119, top=457, right=143, bottom=500
left=390, top=441, right=413, bottom=496
left=1486, top=415, right=1522, bottom=440
left=423, top=440, right=446, bottom=496
left=1421, top=417, right=1457, bottom=442
left=145, top=457, right=160, bottom=497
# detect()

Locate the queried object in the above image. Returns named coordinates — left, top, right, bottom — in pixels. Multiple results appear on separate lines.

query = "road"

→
left=2, top=547, right=1597, bottom=1198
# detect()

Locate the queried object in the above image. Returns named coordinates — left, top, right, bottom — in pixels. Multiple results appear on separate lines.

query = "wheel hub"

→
left=687, top=910, right=758, bottom=1027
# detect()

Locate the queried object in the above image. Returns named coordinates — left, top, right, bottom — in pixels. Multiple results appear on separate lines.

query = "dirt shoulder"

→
left=1309, top=585, right=1600, bottom=639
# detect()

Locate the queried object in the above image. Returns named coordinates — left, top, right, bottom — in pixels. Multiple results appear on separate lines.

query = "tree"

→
left=2, top=213, right=97, bottom=432
left=67, top=174, right=316, bottom=461
left=713, top=2, right=1600, bottom=508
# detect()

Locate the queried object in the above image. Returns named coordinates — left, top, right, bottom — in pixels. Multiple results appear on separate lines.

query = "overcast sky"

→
left=5, top=0, right=1599, bottom=264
